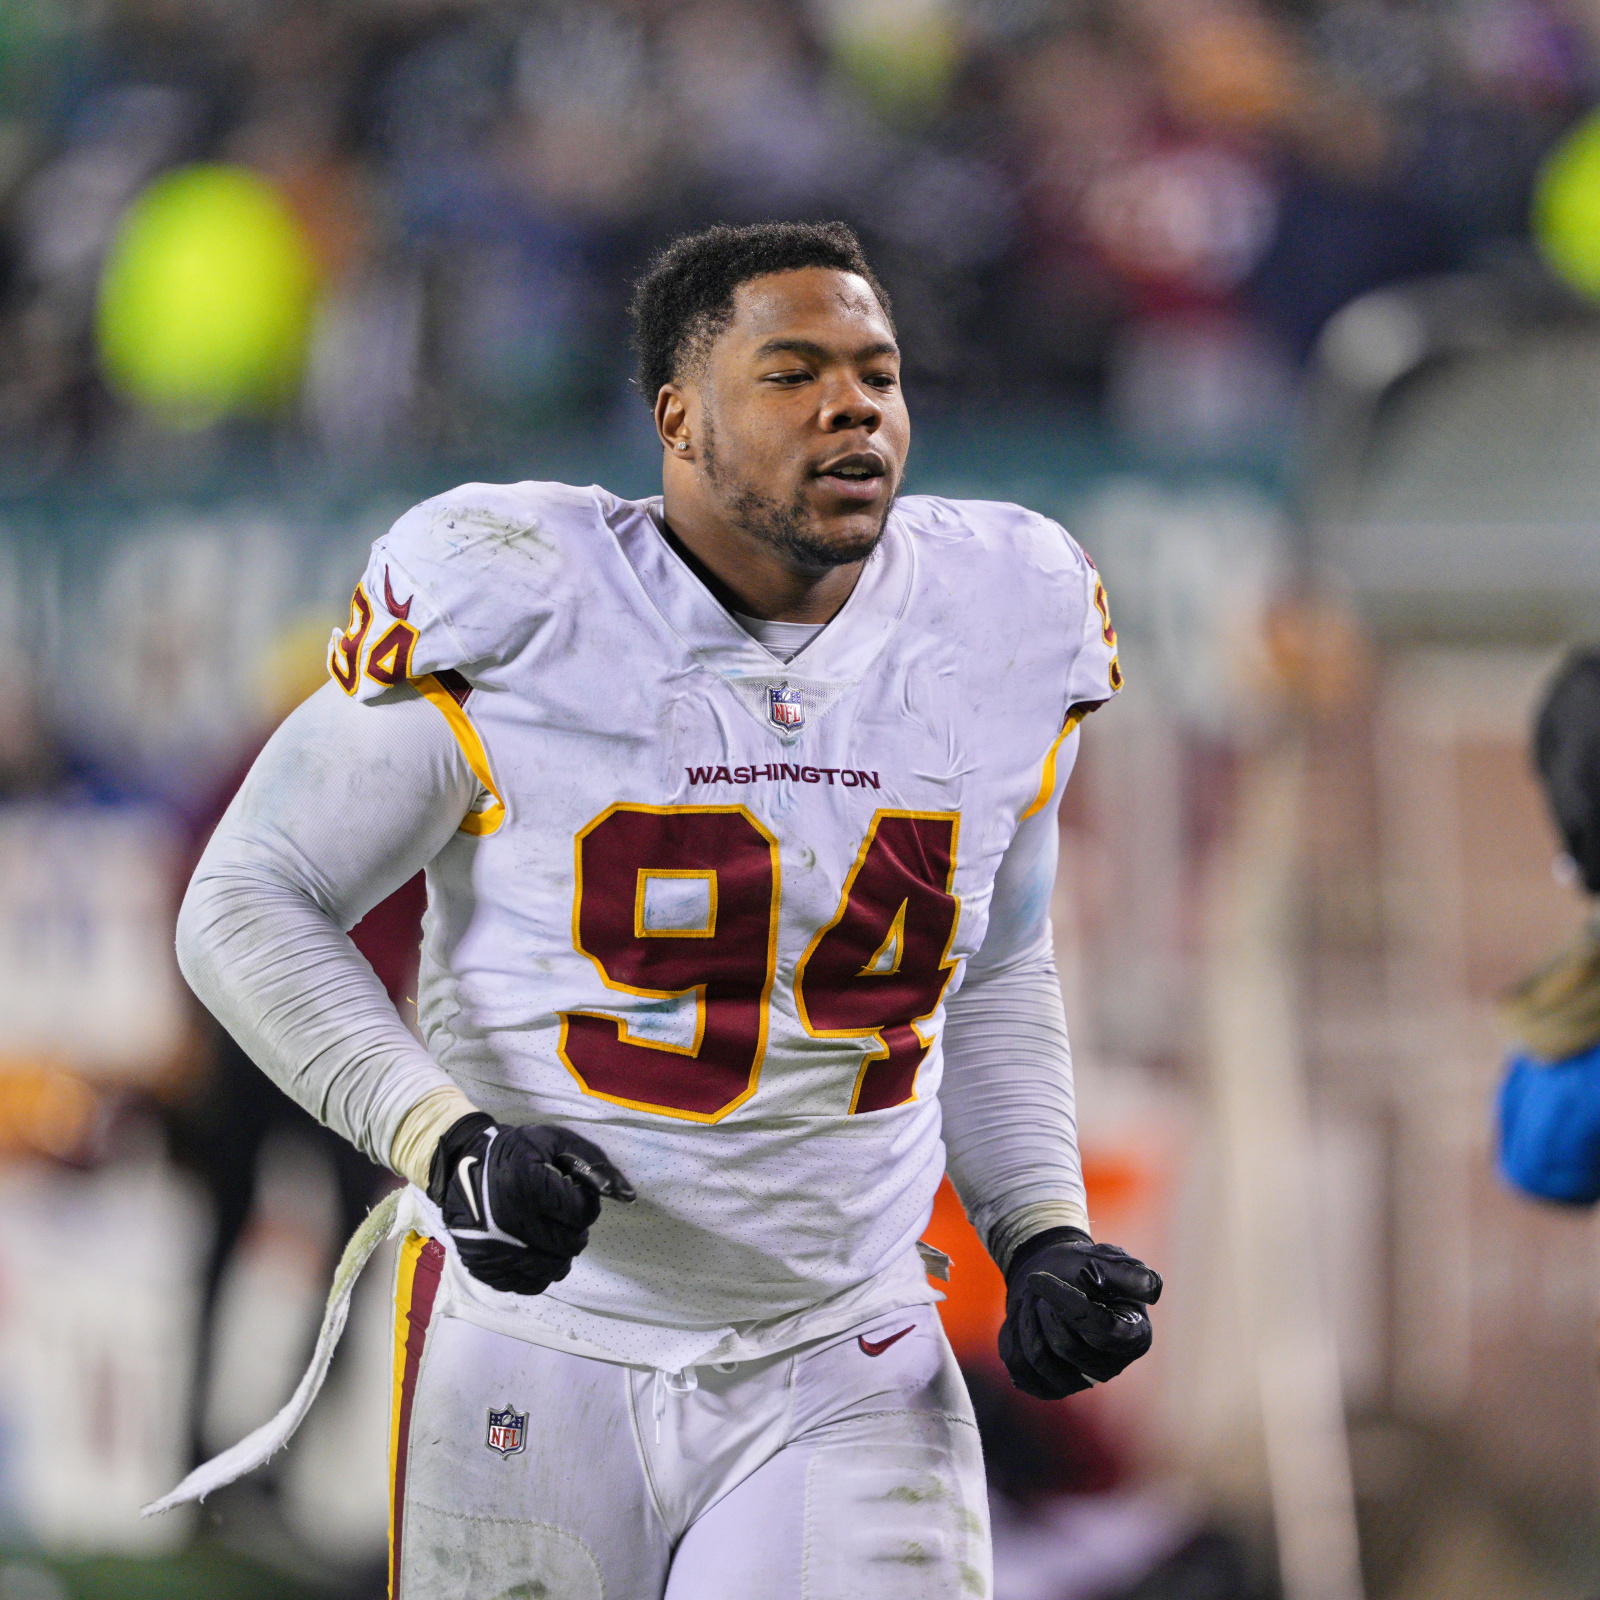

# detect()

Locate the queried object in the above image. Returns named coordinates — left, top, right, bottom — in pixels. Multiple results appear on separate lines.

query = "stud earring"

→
left=676, top=439, right=690, bottom=451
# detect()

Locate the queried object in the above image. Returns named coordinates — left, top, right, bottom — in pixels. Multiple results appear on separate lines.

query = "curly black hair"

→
left=629, top=221, right=893, bottom=404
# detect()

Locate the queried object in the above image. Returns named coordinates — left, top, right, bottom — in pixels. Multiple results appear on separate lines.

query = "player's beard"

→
left=702, top=417, right=894, bottom=569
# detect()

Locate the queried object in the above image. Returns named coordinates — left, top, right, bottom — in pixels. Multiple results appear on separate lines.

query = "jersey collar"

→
left=604, top=493, right=915, bottom=688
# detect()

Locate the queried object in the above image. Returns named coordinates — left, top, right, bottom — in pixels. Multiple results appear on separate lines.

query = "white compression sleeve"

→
left=175, top=681, right=483, bottom=1170
left=939, top=729, right=1089, bottom=1272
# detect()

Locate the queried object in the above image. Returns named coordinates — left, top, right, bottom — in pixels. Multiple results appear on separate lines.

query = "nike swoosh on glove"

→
left=998, top=1226, right=1162, bottom=1399
left=426, top=1112, right=634, bottom=1296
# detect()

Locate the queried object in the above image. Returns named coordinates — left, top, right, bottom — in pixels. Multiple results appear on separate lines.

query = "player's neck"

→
left=657, top=514, right=863, bottom=625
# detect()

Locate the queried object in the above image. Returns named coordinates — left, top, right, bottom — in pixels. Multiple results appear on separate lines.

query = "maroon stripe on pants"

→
left=391, top=1238, right=445, bottom=1599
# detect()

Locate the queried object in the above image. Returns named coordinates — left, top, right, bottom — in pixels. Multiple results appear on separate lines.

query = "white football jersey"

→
left=331, top=482, right=1120, bottom=1352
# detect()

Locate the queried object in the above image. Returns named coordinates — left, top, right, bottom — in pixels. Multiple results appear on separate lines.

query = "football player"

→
left=174, top=221, right=1161, bottom=1599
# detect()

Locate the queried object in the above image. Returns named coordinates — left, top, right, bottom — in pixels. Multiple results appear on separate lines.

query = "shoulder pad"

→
left=897, top=496, right=1122, bottom=713
left=327, top=481, right=598, bottom=701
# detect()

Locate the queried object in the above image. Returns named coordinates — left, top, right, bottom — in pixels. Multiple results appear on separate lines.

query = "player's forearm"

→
left=176, top=682, right=485, bottom=1171
left=940, top=940, right=1089, bottom=1272
left=940, top=722, right=1089, bottom=1267
left=178, top=869, right=456, bottom=1167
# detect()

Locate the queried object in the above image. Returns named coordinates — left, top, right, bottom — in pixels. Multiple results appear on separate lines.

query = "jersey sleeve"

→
left=326, top=539, right=447, bottom=704
left=1060, top=536, right=1122, bottom=720
left=912, top=496, right=1122, bottom=728
left=326, top=482, right=570, bottom=837
left=327, top=481, right=571, bottom=703
left=176, top=683, right=481, bottom=1168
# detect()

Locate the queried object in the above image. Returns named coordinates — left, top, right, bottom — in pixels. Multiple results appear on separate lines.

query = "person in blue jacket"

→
left=1499, top=647, right=1600, bottom=1203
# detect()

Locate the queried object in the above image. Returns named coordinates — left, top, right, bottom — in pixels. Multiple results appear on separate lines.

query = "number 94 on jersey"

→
left=558, top=803, right=961, bottom=1124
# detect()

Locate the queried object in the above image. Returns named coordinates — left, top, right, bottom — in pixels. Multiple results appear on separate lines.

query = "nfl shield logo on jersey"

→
left=768, top=682, right=804, bottom=733
left=486, top=1403, right=527, bottom=1457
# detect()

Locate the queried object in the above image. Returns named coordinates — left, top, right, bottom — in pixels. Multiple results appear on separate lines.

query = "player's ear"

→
left=656, top=386, right=691, bottom=458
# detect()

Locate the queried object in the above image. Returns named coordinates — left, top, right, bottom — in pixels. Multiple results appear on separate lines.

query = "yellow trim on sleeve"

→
left=414, top=672, right=506, bottom=836
left=1019, top=706, right=1089, bottom=821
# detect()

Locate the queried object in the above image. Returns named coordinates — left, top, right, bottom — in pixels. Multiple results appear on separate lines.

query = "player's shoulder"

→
left=893, top=495, right=1121, bottom=705
left=377, top=479, right=614, bottom=584
left=896, top=494, right=1090, bottom=565
left=343, top=480, right=624, bottom=686
left=893, top=494, right=1098, bottom=605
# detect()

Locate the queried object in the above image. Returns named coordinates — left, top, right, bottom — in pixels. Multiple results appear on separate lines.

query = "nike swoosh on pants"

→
left=858, top=1326, right=914, bottom=1357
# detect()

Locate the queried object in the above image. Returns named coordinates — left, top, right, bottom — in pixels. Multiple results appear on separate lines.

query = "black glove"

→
left=427, top=1112, right=635, bottom=1296
left=998, top=1226, right=1162, bottom=1399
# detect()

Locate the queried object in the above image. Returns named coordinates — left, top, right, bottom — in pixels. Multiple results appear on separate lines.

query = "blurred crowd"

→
left=0, top=0, right=1592, bottom=475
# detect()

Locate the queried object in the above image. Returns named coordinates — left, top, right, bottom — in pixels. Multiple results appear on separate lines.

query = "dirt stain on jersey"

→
left=434, top=504, right=560, bottom=571
left=883, top=1478, right=948, bottom=1504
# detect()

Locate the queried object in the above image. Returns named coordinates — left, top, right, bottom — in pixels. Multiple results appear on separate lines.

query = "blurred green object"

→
left=820, top=0, right=959, bottom=122
left=96, top=165, right=317, bottom=428
left=1534, top=110, right=1600, bottom=299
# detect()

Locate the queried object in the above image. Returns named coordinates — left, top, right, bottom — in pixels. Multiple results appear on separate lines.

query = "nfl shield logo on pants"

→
left=486, top=1403, right=527, bottom=1457
left=768, top=682, right=804, bottom=733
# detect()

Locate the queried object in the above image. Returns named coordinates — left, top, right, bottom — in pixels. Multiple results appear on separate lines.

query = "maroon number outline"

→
left=794, top=809, right=962, bottom=1114
left=330, top=585, right=373, bottom=694
left=559, top=803, right=781, bottom=1122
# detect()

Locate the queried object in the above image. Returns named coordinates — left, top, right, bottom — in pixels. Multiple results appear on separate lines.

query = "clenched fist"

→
left=427, top=1113, right=634, bottom=1296
left=998, top=1227, right=1161, bottom=1399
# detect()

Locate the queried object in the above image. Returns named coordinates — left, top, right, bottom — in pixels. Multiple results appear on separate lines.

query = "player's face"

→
left=696, top=268, right=909, bottom=569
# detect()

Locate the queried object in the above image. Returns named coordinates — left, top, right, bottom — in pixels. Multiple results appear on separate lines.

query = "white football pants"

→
left=389, top=1235, right=991, bottom=1599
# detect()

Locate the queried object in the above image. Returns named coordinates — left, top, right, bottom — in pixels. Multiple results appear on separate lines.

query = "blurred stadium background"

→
left=0, top=0, right=1599, bottom=1596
